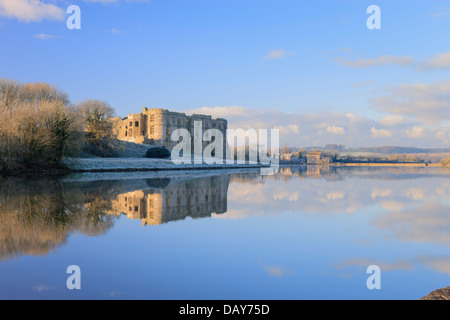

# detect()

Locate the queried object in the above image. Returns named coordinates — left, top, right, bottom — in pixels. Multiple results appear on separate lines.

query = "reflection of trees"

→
left=77, top=191, right=115, bottom=236
left=0, top=177, right=117, bottom=260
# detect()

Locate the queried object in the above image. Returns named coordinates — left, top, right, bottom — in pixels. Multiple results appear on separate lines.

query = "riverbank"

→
left=62, top=157, right=266, bottom=172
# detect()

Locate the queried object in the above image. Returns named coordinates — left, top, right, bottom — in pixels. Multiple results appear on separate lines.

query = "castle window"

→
left=129, top=122, right=133, bottom=127
left=135, top=121, right=139, bottom=127
left=150, top=126, right=155, bottom=134
left=150, top=115, right=154, bottom=122
left=134, top=206, right=138, bottom=212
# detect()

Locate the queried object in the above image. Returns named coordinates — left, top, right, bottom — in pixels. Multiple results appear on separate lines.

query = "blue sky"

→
left=1, top=0, right=450, bottom=147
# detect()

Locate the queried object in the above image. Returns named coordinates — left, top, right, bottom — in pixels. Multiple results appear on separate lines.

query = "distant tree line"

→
left=279, top=144, right=432, bottom=164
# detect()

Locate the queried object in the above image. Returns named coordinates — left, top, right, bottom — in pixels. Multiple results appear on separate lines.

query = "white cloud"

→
left=0, top=0, right=147, bottom=23
left=190, top=105, right=251, bottom=118
left=326, top=125, right=345, bottom=135
left=353, top=80, right=373, bottom=88
left=83, top=0, right=148, bottom=3
left=264, top=49, right=293, bottom=60
left=336, top=50, right=450, bottom=72
left=33, top=33, right=57, bottom=40
left=373, top=79, right=450, bottom=124
left=371, top=127, right=392, bottom=138
left=84, top=0, right=119, bottom=2
left=335, top=55, right=414, bottom=68
left=405, top=126, right=425, bottom=138
left=186, top=106, right=449, bottom=148
left=379, top=115, right=405, bottom=126
left=274, top=124, right=299, bottom=135
left=419, top=51, right=450, bottom=71
left=436, top=130, right=450, bottom=144
left=432, top=7, right=450, bottom=18
left=0, top=0, right=65, bottom=23
left=110, top=28, right=122, bottom=34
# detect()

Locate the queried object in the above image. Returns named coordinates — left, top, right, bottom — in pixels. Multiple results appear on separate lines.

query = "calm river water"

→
left=0, top=166, right=449, bottom=299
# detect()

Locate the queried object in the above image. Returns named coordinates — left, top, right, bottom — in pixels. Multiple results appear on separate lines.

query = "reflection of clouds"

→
left=227, top=178, right=369, bottom=216
left=379, top=200, right=405, bottom=212
left=374, top=202, right=450, bottom=246
left=326, top=191, right=345, bottom=200
left=338, top=255, right=450, bottom=276
left=228, top=183, right=267, bottom=203
left=31, top=285, right=53, bottom=292
left=226, top=169, right=450, bottom=220
left=418, top=256, right=450, bottom=275
left=109, top=291, right=121, bottom=298
left=225, top=168, right=450, bottom=249
left=336, top=258, right=414, bottom=271
left=406, top=188, right=425, bottom=200
left=371, top=188, right=392, bottom=199
left=263, top=266, right=293, bottom=278
left=436, top=182, right=450, bottom=196
left=273, top=191, right=299, bottom=202
left=213, top=209, right=256, bottom=220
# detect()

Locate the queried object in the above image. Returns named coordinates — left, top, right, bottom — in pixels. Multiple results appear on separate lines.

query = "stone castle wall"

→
left=112, top=107, right=227, bottom=151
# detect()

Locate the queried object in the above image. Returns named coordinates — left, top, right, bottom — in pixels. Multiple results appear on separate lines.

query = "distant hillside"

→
left=346, top=147, right=450, bottom=154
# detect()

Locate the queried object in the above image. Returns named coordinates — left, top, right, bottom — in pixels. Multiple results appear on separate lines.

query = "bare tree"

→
left=77, top=99, right=116, bottom=155
left=282, top=145, right=290, bottom=154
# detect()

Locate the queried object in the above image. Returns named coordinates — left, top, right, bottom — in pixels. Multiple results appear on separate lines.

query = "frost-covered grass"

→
left=69, top=139, right=266, bottom=172
left=62, top=157, right=264, bottom=172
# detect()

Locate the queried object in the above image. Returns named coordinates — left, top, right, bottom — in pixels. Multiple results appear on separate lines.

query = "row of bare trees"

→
left=0, top=79, right=116, bottom=172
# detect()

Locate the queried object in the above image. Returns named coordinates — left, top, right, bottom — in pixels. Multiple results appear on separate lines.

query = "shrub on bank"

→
left=145, top=147, right=171, bottom=159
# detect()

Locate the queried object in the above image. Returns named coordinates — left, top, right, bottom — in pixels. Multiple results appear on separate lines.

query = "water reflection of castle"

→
left=108, top=175, right=230, bottom=226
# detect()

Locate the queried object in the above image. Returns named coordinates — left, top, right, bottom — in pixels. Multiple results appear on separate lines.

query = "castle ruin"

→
left=112, top=107, right=228, bottom=152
